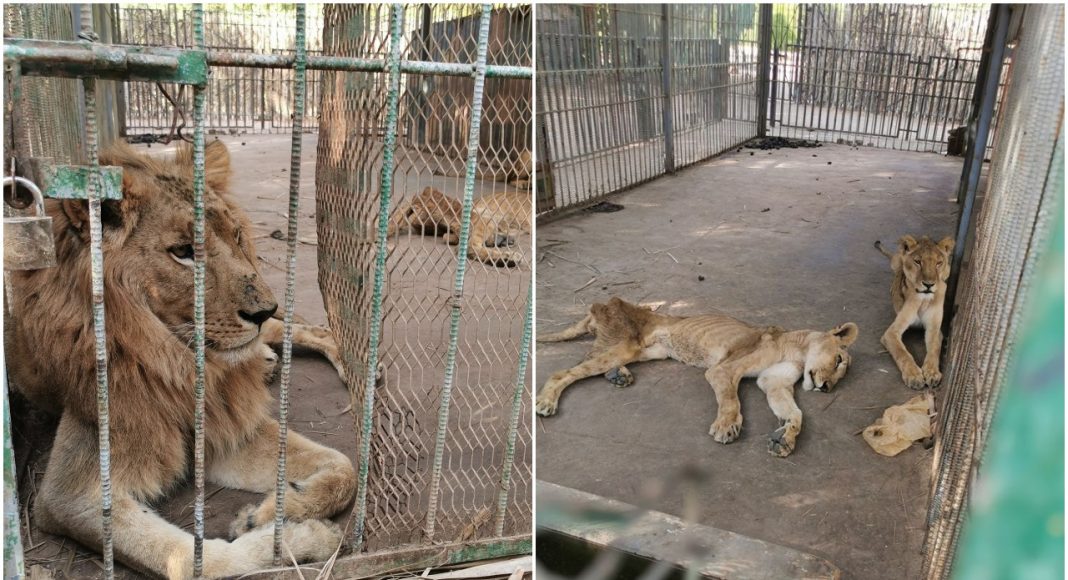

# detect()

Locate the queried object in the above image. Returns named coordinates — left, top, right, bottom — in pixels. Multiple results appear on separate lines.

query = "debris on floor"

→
left=862, top=393, right=935, bottom=457
left=584, top=201, right=625, bottom=213
left=744, top=136, right=823, bottom=150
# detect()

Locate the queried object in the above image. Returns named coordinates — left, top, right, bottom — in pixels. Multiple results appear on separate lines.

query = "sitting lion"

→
left=385, top=187, right=530, bottom=268
left=4, top=141, right=355, bottom=579
left=874, top=235, right=955, bottom=389
left=535, top=297, right=859, bottom=457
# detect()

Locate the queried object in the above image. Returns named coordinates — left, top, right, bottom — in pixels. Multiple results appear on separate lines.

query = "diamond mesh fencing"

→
left=923, top=4, right=1064, bottom=578
left=117, top=4, right=325, bottom=136
left=536, top=4, right=761, bottom=216
left=765, top=4, right=1000, bottom=154
left=315, top=3, right=532, bottom=552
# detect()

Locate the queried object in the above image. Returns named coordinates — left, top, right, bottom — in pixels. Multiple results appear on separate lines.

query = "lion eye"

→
left=913, top=258, right=921, bottom=265
left=169, top=244, right=195, bottom=265
left=835, top=354, right=843, bottom=366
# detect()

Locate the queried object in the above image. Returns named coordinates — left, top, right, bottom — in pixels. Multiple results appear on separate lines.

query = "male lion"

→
left=535, top=297, right=859, bottom=457
left=874, top=234, right=955, bottom=389
left=385, top=186, right=530, bottom=267
left=5, top=141, right=355, bottom=578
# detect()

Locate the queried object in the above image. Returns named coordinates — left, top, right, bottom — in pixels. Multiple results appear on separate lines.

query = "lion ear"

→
left=938, top=236, right=955, bottom=255
left=59, top=161, right=141, bottom=243
left=830, top=322, right=859, bottom=346
left=175, top=140, right=233, bottom=194
left=898, top=235, right=918, bottom=252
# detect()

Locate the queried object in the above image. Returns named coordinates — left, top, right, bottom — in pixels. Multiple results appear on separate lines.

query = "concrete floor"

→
left=15, top=133, right=531, bottom=578
left=535, top=143, right=964, bottom=580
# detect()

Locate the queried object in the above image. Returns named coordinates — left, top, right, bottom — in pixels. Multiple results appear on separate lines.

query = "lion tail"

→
left=538, top=314, right=592, bottom=343
left=873, top=240, right=894, bottom=259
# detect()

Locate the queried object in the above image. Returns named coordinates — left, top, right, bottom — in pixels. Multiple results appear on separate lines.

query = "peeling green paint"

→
left=42, top=165, right=123, bottom=201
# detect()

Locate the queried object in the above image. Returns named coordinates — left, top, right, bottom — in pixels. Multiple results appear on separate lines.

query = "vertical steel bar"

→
left=74, top=9, right=118, bottom=579
left=3, top=375, right=25, bottom=580
left=660, top=4, right=674, bottom=174
left=946, top=4, right=1008, bottom=328
left=271, top=3, right=307, bottom=565
left=78, top=7, right=116, bottom=578
left=424, top=3, right=492, bottom=541
left=190, top=4, right=208, bottom=577
left=756, top=4, right=772, bottom=138
left=351, top=2, right=403, bottom=552
left=494, top=282, right=532, bottom=535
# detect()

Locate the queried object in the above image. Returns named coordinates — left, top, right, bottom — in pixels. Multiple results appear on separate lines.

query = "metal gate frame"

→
left=2, top=3, right=533, bottom=578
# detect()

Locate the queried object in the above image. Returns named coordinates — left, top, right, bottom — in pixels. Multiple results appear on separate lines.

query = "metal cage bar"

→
left=350, top=2, right=405, bottom=552
left=77, top=8, right=117, bottom=579
left=423, top=4, right=494, bottom=541
left=190, top=5, right=209, bottom=576
left=271, top=3, right=307, bottom=564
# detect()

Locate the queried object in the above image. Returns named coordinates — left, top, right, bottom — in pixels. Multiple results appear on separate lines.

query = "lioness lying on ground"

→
left=386, top=186, right=530, bottom=267
left=874, top=235, right=955, bottom=389
left=535, top=297, right=859, bottom=457
left=5, top=142, right=355, bottom=579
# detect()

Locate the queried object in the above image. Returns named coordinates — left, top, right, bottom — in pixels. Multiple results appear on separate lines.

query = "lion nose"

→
left=922, top=282, right=935, bottom=290
left=240, top=303, right=278, bottom=327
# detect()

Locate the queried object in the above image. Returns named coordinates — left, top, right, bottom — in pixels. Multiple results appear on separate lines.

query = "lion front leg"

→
left=535, top=344, right=640, bottom=417
left=757, top=362, right=804, bottom=457
left=208, top=420, right=356, bottom=538
left=920, top=309, right=945, bottom=388
left=880, top=304, right=925, bottom=389
left=261, top=318, right=350, bottom=384
left=705, top=367, right=745, bottom=443
left=35, top=416, right=340, bottom=580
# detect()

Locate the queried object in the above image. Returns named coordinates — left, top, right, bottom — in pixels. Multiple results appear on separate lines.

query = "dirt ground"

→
left=535, top=143, right=966, bottom=580
left=13, top=133, right=531, bottom=578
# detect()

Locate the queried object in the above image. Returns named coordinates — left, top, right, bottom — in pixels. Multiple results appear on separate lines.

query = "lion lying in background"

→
left=536, top=297, right=859, bottom=457
left=874, top=235, right=955, bottom=389
left=386, top=186, right=530, bottom=268
left=5, top=142, right=354, bottom=579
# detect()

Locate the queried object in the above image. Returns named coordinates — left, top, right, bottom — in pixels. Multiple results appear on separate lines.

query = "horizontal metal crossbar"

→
left=4, top=38, right=533, bottom=82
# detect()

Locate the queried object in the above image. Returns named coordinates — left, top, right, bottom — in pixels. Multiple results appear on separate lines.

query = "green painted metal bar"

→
left=3, top=39, right=531, bottom=81
left=41, top=165, right=123, bottom=200
left=494, top=282, right=532, bottom=536
left=272, top=3, right=307, bottom=565
left=424, top=3, right=493, bottom=541
left=351, top=2, right=404, bottom=552
left=3, top=374, right=25, bottom=580
left=190, top=4, right=208, bottom=577
left=78, top=9, right=116, bottom=579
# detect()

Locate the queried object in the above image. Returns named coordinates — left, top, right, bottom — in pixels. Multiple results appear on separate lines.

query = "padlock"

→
left=4, top=175, right=57, bottom=271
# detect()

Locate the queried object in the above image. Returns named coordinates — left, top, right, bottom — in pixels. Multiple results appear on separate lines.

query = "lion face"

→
left=898, top=235, right=954, bottom=298
left=802, top=322, right=859, bottom=392
left=63, top=141, right=276, bottom=361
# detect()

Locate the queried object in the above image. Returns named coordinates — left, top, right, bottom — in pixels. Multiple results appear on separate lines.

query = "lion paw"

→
left=279, top=519, right=342, bottom=563
left=534, top=395, right=558, bottom=417
left=902, top=366, right=927, bottom=390
left=604, top=367, right=634, bottom=388
left=709, top=415, right=742, bottom=444
left=767, top=426, right=796, bottom=457
left=922, top=365, right=942, bottom=388
left=229, top=504, right=263, bottom=540
left=261, top=344, right=281, bottom=383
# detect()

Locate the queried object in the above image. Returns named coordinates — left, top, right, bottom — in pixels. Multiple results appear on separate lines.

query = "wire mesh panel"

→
left=536, top=3, right=762, bottom=216
left=316, top=3, right=532, bottom=553
left=117, top=4, right=324, bottom=136
left=923, top=5, right=1064, bottom=578
left=765, top=4, right=996, bottom=153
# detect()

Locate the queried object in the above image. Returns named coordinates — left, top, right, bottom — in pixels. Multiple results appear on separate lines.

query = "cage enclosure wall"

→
left=315, top=3, right=533, bottom=553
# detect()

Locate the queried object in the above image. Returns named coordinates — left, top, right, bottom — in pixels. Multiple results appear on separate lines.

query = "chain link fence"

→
left=924, top=4, right=1064, bottom=578
left=315, top=2, right=532, bottom=553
